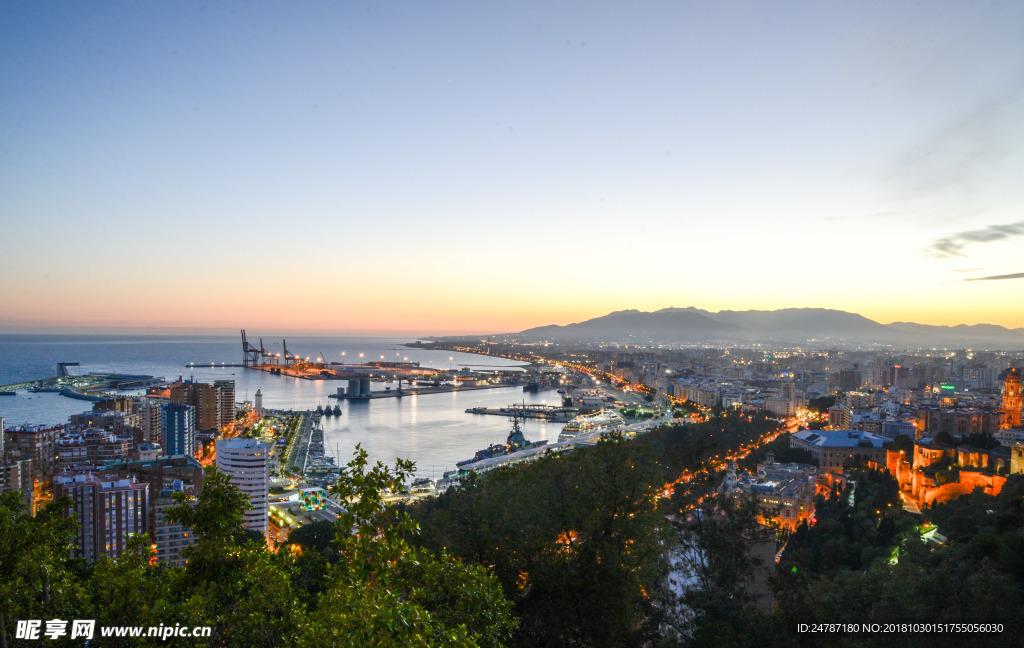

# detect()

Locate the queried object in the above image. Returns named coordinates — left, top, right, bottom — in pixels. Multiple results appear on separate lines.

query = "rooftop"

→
left=793, top=429, right=887, bottom=449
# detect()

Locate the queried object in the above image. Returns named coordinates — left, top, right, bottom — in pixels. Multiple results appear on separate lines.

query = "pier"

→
left=329, top=381, right=522, bottom=400
left=284, top=412, right=316, bottom=474
left=0, top=367, right=163, bottom=399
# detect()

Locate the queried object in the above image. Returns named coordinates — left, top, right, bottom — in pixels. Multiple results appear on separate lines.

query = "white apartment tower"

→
left=215, top=438, right=268, bottom=538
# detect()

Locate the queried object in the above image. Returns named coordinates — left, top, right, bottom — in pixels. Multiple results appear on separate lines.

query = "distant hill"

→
left=519, top=308, right=738, bottom=343
left=508, top=307, right=1024, bottom=348
left=883, top=322, right=1024, bottom=348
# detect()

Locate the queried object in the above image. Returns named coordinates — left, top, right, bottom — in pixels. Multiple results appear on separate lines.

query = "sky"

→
left=2, top=1, right=1024, bottom=334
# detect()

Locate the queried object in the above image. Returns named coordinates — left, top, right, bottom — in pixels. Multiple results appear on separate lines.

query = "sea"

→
left=0, top=334, right=567, bottom=477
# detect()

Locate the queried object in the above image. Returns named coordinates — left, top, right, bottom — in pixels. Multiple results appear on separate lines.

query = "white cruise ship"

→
left=558, top=410, right=625, bottom=442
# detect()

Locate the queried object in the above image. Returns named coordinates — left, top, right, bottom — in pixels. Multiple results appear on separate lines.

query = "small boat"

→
left=0, top=390, right=16, bottom=396
left=332, top=405, right=341, bottom=416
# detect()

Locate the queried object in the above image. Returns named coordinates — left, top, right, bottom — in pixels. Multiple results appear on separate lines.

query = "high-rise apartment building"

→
left=138, top=402, right=163, bottom=444
left=0, top=418, right=34, bottom=513
left=170, top=381, right=217, bottom=432
left=215, top=438, right=268, bottom=538
left=153, top=480, right=197, bottom=567
left=0, top=457, right=33, bottom=512
left=56, top=429, right=134, bottom=470
left=838, top=369, right=862, bottom=392
left=161, top=404, right=196, bottom=457
left=54, top=473, right=149, bottom=563
left=3, top=424, right=60, bottom=478
left=171, top=380, right=235, bottom=432
left=213, top=380, right=236, bottom=431
left=882, top=365, right=911, bottom=391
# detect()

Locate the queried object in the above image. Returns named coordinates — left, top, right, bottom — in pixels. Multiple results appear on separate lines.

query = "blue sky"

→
left=3, top=1, right=1024, bottom=332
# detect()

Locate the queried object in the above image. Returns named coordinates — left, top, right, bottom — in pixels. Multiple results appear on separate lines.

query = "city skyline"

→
left=3, top=2, right=1024, bottom=333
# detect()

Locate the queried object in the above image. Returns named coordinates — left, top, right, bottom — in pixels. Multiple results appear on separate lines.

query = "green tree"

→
left=806, top=396, right=836, bottom=414
left=0, top=493, right=83, bottom=648
left=665, top=474, right=773, bottom=646
left=82, top=535, right=183, bottom=648
left=162, top=466, right=309, bottom=648
left=889, top=434, right=914, bottom=456
left=299, top=446, right=515, bottom=648
left=412, top=434, right=668, bottom=648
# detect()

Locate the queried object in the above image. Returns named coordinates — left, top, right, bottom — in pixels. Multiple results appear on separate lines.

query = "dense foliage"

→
left=409, top=435, right=669, bottom=648
left=406, top=414, right=787, bottom=647
left=5, top=411, right=1021, bottom=647
left=806, top=396, right=837, bottom=414
left=768, top=471, right=1024, bottom=648
left=0, top=453, right=514, bottom=648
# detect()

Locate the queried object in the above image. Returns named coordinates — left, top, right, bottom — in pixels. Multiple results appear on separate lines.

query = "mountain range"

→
left=507, top=307, right=1024, bottom=348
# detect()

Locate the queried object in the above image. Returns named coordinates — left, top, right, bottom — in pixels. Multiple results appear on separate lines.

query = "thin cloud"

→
left=928, top=220, right=1024, bottom=257
left=961, top=271, right=1024, bottom=282
left=892, top=75, right=1024, bottom=208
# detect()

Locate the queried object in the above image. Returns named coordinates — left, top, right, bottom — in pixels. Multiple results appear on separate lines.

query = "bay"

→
left=0, top=334, right=560, bottom=474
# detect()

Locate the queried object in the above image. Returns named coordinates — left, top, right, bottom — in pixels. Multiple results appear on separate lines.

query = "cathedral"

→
left=1003, top=366, right=1022, bottom=429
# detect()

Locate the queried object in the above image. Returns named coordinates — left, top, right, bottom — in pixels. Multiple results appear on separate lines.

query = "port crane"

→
left=282, top=339, right=300, bottom=366
left=260, top=338, right=276, bottom=364
left=241, top=330, right=263, bottom=367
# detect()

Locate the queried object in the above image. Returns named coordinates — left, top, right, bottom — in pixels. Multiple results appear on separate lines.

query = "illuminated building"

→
left=216, top=438, right=269, bottom=538
left=1003, top=367, right=1022, bottom=429
left=1012, top=443, right=1024, bottom=475
left=720, top=455, right=816, bottom=531
left=827, top=403, right=851, bottom=430
left=170, top=380, right=235, bottom=433
left=170, top=381, right=216, bottom=432
left=213, top=380, right=236, bottom=431
left=916, top=407, right=1002, bottom=438
left=153, top=480, right=196, bottom=567
left=54, top=473, right=149, bottom=563
left=791, top=429, right=887, bottom=473
left=299, top=487, right=326, bottom=510
left=0, top=418, right=34, bottom=512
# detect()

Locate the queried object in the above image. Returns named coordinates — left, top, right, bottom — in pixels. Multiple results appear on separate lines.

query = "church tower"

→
left=1003, top=367, right=1022, bottom=429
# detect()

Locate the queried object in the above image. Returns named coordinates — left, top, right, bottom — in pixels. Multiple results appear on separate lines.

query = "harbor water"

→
left=0, top=334, right=563, bottom=475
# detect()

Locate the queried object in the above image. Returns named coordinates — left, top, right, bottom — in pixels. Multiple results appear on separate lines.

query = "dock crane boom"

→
left=282, top=339, right=299, bottom=365
left=241, top=330, right=262, bottom=367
